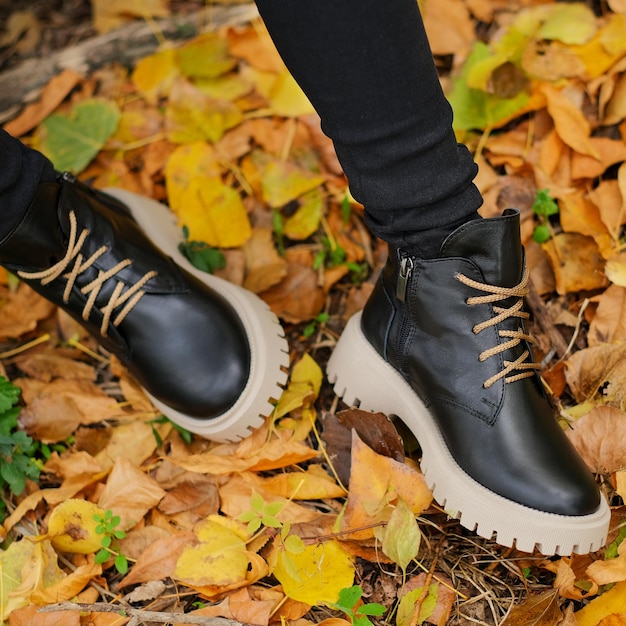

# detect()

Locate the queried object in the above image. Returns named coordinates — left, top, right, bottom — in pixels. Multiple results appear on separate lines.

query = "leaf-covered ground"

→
left=2, top=1, right=626, bottom=625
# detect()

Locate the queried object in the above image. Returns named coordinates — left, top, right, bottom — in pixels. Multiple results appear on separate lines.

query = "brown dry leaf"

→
left=587, top=541, right=626, bottom=585
left=588, top=284, right=626, bottom=346
left=169, top=433, right=319, bottom=475
left=117, top=525, right=170, bottom=562
left=243, top=228, right=288, bottom=293
left=0, top=10, right=41, bottom=53
left=218, top=472, right=321, bottom=524
left=227, top=22, right=285, bottom=73
left=15, top=352, right=95, bottom=382
left=44, top=450, right=104, bottom=480
left=91, top=0, right=169, bottom=34
left=19, top=378, right=124, bottom=442
left=98, top=457, right=165, bottom=530
left=340, top=433, right=432, bottom=540
left=542, top=233, right=608, bottom=295
left=566, top=405, right=626, bottom=474
left=500, top=589, right=562, bottom=626
left=94, top=421, right=172, bottom=471
left=259, top=262, right=326, bottom=323
left=157, top=474, right=220, bottom=518
left=4, top=69, right=83, bottom=137
left=7, top=604, right=81, bottom=626
left=422, top=0, right=475, bottom=58
left=553, top=557, right=598, bottom=601
left=598, top=616, right=626, bottom=626
left=558, top=191, right=613, bottom=257
left=589, top=179, right=625, bottom=238
left=0, top=284, right=55, bottom=339
left=540, top=83, right=598, bottom=158
left=119, top=530, right=198, bottom=587
left=571, top=137, right=626, bottom=180
left=564, top=343, right=626, bottom=406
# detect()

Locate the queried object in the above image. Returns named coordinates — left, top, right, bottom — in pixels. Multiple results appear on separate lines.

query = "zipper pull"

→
left=59, top=171, right=77, bottom=184
left=396, top=255, right=413, bottom=302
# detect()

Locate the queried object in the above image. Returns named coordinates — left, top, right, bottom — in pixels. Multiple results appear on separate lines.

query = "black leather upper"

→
left=0, top=178, right=250, bottom=418
left=361, top=210, right=600, bottom=516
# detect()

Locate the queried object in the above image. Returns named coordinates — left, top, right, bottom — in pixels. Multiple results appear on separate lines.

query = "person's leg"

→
left=0, top=129, right=56, bottom=239
left=0, top=130, right=288, bottom=442
left=256, top=0, right=610, bottom=554
left=256, top=0, right=482, bottom=258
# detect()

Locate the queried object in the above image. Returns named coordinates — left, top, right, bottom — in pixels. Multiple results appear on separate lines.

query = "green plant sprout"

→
left=178, top=225, right=226, bottom=274
left=531, top=188, right=559, bottom=243
left=303, top=311, right=330, bottom=338
left=238, top=490, right=284, bottom=535
left=94, top=509, right=129, bottom=574
left=0, top=376, right=40, bottom=521
left=329, top=585, right=386, bottom=626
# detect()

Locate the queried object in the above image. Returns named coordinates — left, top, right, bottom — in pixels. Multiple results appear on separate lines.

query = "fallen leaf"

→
left=176, top=33, right=237, bottom=80
left=91, top=0, right=168, bottom=34
left=243, top=228, right=287, bottom=293
left=131, top=46, right=179, bottom=104
left=4, top=69, right=83, bottom=137
left=379, top=498, right=421, bottom=571
left=272, top=538, right=354, bottom=605
left=0, top=10, right=41, bottom=53
left=98, top=457, right=166, bottom=530
left=500, top=589, right=562, bottom=626
left=575, top=581, right=626, bottom=626
left=542, top=233, right=608, bottom=295
left=261, top=465, right=345, bottom=500
left=340, top=433, right=432, bottom=540
left=566, top=406, right=626, bottom=474
left=259, top=262, right=326, bottom=323
left=7, top=604, right=80, bottom=626
left=587, top=541, right=626, bottom=585
left=38, top=99, right=121, bottom=173
left=588, top=284, right=626, bottom=346
left=0, top=284, right=55, bottom=339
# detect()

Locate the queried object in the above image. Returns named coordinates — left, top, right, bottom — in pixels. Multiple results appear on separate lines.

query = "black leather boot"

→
left=327, top=209, right=610, bottom=555
left=0, top=173, right=288, bottom=441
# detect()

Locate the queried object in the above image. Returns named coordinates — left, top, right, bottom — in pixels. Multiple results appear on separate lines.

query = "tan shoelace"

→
left=456, top=266, right=540, bottom=389
left=18, top=210, right=157, bottom=337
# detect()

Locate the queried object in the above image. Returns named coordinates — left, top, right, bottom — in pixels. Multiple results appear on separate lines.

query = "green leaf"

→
left=353, top=615, right=373, bottom=626
left=358, top=604, right=386, bottom=617
left=532, top=224, right=552, bottom=243
left=40, top=99, right=121, bottom=173
left=381, top=498, right=421, bottom=572
left=95, top=549, right=110, bottom=564
left=283, top=534, right=305, bottom=555
left=448, top=42, right=530, bottom=131
left=334, top=585, right=363, bottom=613
left=1, top=461, right=25, bottom=496
left=532, top=189, right=559, bottom=217
left=115, top=553, right=129, bottom=575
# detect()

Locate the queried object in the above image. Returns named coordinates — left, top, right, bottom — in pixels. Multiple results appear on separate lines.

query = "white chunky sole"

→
left=327, top=312, right=611, bottom=555
left=105, top=188, right=289, bottom=442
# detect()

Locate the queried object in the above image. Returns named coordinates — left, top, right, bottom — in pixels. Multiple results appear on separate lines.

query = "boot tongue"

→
left=439, top=209, right=523, bottom=287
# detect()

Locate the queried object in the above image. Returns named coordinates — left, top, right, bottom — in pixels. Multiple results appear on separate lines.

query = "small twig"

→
left=38, top=602, right=246, bottom=626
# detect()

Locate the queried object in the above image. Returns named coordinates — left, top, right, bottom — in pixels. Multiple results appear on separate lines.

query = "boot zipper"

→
left=396, top=255, right=414, bottom=302
left=59, top=171, right=77, bottom=184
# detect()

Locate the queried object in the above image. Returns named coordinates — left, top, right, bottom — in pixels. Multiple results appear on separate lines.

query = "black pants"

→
left=1, top=0, right=482, bottom=246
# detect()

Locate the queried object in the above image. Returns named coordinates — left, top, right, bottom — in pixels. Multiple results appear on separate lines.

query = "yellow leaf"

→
left=576, top=581, right=626, bottom=626
left=176, top=177, right=251, bottom=248
left=92, top=0, right=168, bottom=34
left=174, top=519, right=249, bottom=587
left=47, top=498, right=105, bottom=554
left=166, top=77, right=242, bottom=144
left=274, top=353, right=323, bottom=419
left=176, top=33, right=237, bottom=80
left=257, top=155, right=325, bottom=209
left=617, top=470, right=626, bottom=500
left=267, top=70, right=315, bottom=117
left=165, top=142, right=221, bottom=213
left=536, top=3, right=597, bottom=45
left=284, top=189, right=325, bottom=240
left=262, top=465, right=346, bottom=500
left=272, top=539, right=354, bottom=605
left=132, top=47, right=179, bottom=104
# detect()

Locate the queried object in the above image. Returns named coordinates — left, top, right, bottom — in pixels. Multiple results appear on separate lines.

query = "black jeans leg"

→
left=0, top=129, right=56, bottom=240
left=255, top=0, right=483, bottom=250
